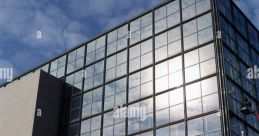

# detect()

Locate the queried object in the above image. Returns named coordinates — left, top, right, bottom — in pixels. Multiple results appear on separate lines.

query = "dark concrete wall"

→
left=32, top=71, right=64, bottom=136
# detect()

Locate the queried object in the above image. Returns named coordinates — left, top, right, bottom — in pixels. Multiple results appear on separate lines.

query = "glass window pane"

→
left=167, top=12, right=180, bottom=27
left=200, top=59, right=216, bottom=77
left=186, top=82, right=201, bottom=101
left=168, top=27, right=181, bottom=43
left=155, top=18, right=167, bottom=33
left=155, top=33, right=167, bottom=49
left=156, top=108, right=170, bottom=126
left=141, top=13, right=152, bottom=27
left=170, top=104, right=184, bottom=122
left=183, top=20, right=197, bottom=37
left=155, top=61, right=168, bottom=78
left=201, top=76, right=218, bottom=96
left=198, top=13, right=212, bottom=30
left=156, top=92, right=169, bottom=110
left=182, top=4, right=195, bottom=21
left=198, top=27, right=213, bottom=45
left=204, top=113, right=221, bottom=133
left=203, top=93, right=219, bottom=112
left=170, top=88, right=184, bottom=106
left=168, top=40, right=181, bottom=56
left=182, top=0, right=195, bottom=8
left=196, top=0, right=211, bottom=15
left=199, top=43, right=215, bottom=62
left=184, top=50, right=199, bottom=67
left=155, top=6, right=166, bottom=21
left=114, top=122, right=125, bottom=136
left=157, top=126, right=170, bottom=136
left=91, top=115, right=101, bottom=131
left=184, top=33, right=198, bottom=50
left=167, top=0, right=180, bottom=15
left=187, top=98, right=202, bottom=117
left=188, top=117, right=204, bottom=136
left=185, top=64, right=200, bottom=82
left=130, top=44, right=140, bottom=59
left=155, top=46, right=167, bottom=62
left=170, top=122, right=185, bottom=136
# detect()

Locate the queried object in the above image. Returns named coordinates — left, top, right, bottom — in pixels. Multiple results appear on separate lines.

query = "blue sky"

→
left=0, top=0, right=258, bottom=84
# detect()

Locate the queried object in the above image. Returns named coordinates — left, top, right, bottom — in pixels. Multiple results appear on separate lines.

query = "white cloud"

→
left=0, top=0, right=166, bottom=79
left=64, top=0, right=163, bottom=30
left=0, top=0, right=89, bottom=78
left=100, top=7, right=146, bottom=30
left=0, top=0, right=87, bottom=52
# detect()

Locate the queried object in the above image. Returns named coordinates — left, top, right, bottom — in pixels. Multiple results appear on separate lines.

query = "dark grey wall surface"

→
left=32, top=71, right=64, bottom=136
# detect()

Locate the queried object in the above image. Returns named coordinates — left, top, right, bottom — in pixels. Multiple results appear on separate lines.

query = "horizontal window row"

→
left=156, top=113, right=221, bottom=136
left=46, top=11, right=216, bottom=80
left=65, top=43, right=216, bottom=99
left=79, top=103, right=220, bottom=136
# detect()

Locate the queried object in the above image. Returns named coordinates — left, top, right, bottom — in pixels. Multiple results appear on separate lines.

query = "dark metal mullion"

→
left=60, top=50, right=70, bottom=135
left=78, top=44, right=87, bottom=135
left=100, top=34, right=108, bottom=136
left=47, top=62, right=51, bottom=74
left=194, top=1, right=208, bottom=133
left=151, top=7, right=156, bottom=136
left=211, top=0, right=230, bottom=136
left=178, top=0, right=188, bottom=136
left=64, top=53, right=74, bottom=131
left=165, top=5, right=172, bottom=135
left=195, top=1, right=207, bottom=135
left=125, top=21, right=130, bottom=136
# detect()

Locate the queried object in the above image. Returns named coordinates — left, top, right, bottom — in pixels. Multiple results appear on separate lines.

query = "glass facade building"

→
left=2, top=0, right=258, bottom=135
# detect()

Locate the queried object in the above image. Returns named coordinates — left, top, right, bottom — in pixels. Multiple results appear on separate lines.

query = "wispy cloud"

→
left=0, top=0, right=167, bottom=85
left=0, top=0, right=90, bottom=83
left=0, top=0, right=87, bottom=51
left=64, top=0, right=163, bottom=30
